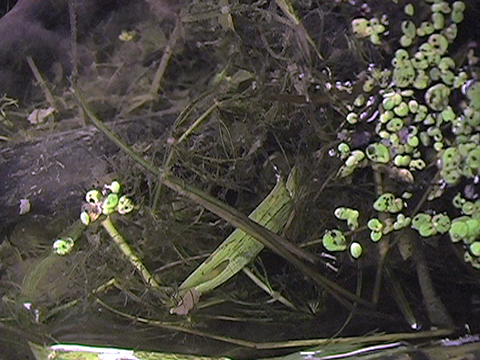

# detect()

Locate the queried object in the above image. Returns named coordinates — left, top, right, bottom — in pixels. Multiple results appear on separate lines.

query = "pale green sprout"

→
left=467, top=148, right=480, bottom=168
left=425, top=83, right=451, bottom=111
left=392, top=60, right=416, bottom=88
left=366, top=143, right=390, bottom=163
left=80, top=211, right=91, bottom=226
left=449, top=219, right=469, bottom=242
left=428, top=34, right=449, bottom=56
left=454, top=72, right=468, bottom=88
left=432, top=213, right=451, bottom=233
left=438, top=57, right=455, bottom=71
left=430, top=67, right=441, bottom=82
left=411, top=213, right=439, bottom=238
left=352, top=18, right=372, bottom=38
left=340, top=150, right=366, bottom=177
left=373, top=193, right=393, bottom=212
left=346, top=112, right=359, bottom=124
left=370, top=17, right=386, bottom=34
left=451, top=8, right=464, bottom=23
left=394, top=213, right=411, bottom=230
left=402, top=192, right=413, bottom=199
left=386, top=118, right=404, bottom=132
left=434, top=142, right=444, bottom=151
left=464, top=109, right=480, bottom=127
left=380, top=110, right=394, bottom=123
left=102, top=193, right=119, bottom=215
left=394, top=155, right=412, bottom=167
left=322, top=230, right=347, bottom=252
left=407, top=135, right=419, bottom=147
left=412, top=213, right=432, bottom=230
left=382, top=93, right=399, bottom=110
left=413, top=70, right=430, bottom=89
left=411, top=52, right=429, bottom=70
left=400, top=89, right=414, bottom=97
left=466, top=219, right=480, bottom=243
left=465, top=251, right=480, bottom=269
left=392, top=91, right=403, bottom=103
left=118, top=196, right=134, bottom=215
left=419, top=22, right=435, bottom=37
left=382, top=217, right=395, bottom=234
left=440, top=106, right=456, bottom=122
left=431, top=12, right=445, bottom=30
left=427, top=126, right=442, bottom=139
left=334, top=207, right=360, bottom=230
left=345, top=150, right=365, bottom=167
left=410, top=159, right=426, bottom=170
left=363, top=77, right=375, bottom=92
left=441, top=71, right=455, bottom=86
left=419, top=222, right=438, bottom=237
left=462, top=201, right=475, bottom=216
left=401, top=19, right=416, bottom=39
left=431, top=2, right=451, bottom=14
left=404, top=3, right=414, bottom=16
left=354, top=94, right=365, bottom=107
left=442, top=147, right=461, bottom=169
left=349, top=242, right=363, bottom=259
left=370, top=231, right=383, bottom=242
left=373, top=193, right=403, bottom=213
left=442, top=169, right=461, bottom=184
left=105, top=181, right=121, bottom=194
left=337, top=142, right=350, bottom=158
left=86, top=189, right=102, bottom=204
left=451, top=1, right=465, bottom=24
left=393, top=102, right=409, bottom=117
left=452, top=1, right=466, bottom=12
left=53, top=237, right=75, bottom=256
left=475, top=200, right=480, bottom=215
left=414, top=105, right=428, bottom=122
left=458, top=143, right=477, bottom=157
left=378, top=130, right=390, bottom=139
left=400, top=35, right=412, bottom=48
left=368, top=218, right=384, bottom=232
left=466, top=82, right=480, bottom=110
left=443, top=24, right=458, bottom=42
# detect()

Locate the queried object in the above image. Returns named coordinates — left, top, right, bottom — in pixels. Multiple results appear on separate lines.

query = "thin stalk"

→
left=102, top=216, right=169, bottom=303
left=26, top=57, right=58, bottom=111
left=98, top=298, right=455, bottom=351
left=242, top=267, right=296, bottom=309
left=176, top=102, right=218, bottom=144
left=149, top=18, right=182, bottom=96
left=385, top=266, right=420, bottom=330
left=152, top=100, right=219, bottom=209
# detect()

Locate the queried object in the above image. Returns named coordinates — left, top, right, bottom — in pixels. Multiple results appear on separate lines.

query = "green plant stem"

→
left=102, top=216, right=169, bottom=303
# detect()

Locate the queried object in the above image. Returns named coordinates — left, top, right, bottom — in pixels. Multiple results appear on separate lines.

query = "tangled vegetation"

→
left=1, top=0, right=480, bottom=358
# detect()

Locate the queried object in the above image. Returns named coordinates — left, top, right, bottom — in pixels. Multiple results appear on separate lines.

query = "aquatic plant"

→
left=321, top=0, right=480, bottom=269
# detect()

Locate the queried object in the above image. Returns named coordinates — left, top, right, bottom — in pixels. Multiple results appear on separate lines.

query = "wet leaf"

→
left=169, top=288, right=200, bottom=316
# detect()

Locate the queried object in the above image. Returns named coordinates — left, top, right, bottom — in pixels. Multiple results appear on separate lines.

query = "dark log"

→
left=0, top=116, right=174, bottom=234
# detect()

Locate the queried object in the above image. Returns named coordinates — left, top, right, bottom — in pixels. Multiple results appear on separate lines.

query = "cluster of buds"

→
left=80, top=181, right=134, bottom=226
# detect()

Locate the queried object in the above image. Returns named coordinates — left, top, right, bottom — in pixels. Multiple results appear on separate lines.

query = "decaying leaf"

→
left=169, top=288, right=200, bottom=315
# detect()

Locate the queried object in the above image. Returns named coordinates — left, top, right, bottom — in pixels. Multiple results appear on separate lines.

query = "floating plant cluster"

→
left=322, top=0, right=480, bottom=268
